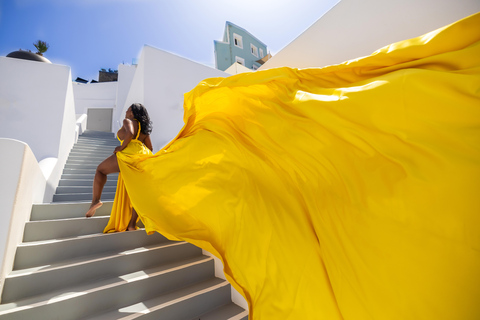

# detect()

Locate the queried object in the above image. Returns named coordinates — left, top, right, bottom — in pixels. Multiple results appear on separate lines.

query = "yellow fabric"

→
left=120, top=13, right=480, bottom=319
left=103, top=122, right=152, bottom=233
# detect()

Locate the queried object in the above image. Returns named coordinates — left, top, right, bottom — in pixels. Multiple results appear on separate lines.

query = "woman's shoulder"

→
left=123, top=118, right=139, bottom=128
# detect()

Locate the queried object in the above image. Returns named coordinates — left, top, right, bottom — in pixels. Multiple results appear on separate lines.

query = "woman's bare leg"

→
left=127, top=208, right=138, bottom=231
left=86, top=154, right=120, bottom=217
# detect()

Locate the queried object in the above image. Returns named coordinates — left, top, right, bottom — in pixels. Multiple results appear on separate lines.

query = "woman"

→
left=86, top=103, right=153, bottom=232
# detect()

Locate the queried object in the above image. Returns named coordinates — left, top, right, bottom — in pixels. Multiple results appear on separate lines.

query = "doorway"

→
left=86, top=108, right=113, bottom=132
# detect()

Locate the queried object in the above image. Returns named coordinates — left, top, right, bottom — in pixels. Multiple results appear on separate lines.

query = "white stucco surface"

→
left=72, top=81, right=118, bottom=115
left=120, top=45, right=229, bottom=151
left=0, top=57, right=76, bottom=162
left=114, top=64, right=137, bottom=132
left=76, top=113, right=88, bottom=136
left=0, top=57, right=77, bottom=202
left=0, top=139, right=46, bottom=300
left=201, top=250, right=249, bottom=310
left=261, top=0, right=480, bottom=70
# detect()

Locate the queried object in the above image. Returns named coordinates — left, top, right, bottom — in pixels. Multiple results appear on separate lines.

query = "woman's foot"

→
left=86, top=201, right=103, bottom=217
left=127, top=226, right=137, bottom=231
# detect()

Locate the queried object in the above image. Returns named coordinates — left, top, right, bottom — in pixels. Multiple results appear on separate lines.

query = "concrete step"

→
left=76, top=139, right=119, bottom=145
left=58, top=179, right=117, bottom=187
left=55, top=185, right=117, bottom=194
left=67, top=154, right=111, bottom=162
left=0, top=257, right=215, bottom=320
left=64, top=159, right=105, bottom=166
left=64, top=163, right=100, bottom=170
left=53, top=192, right=115, bottom=202
left=73, top=143, right=118, bottom=149
left=13, top=229, right=167, bottom=270
left=31, top=202, right=114, bottom=220
left=80, top=130, right=115, bottom=138
left=61, top=173, right=118, bottom=180
left=76, top=137, right=117, bottom=142
left=87, top=277, right=230, bottom=320
left=23, top=216, right=111, bottom=241
left=69, top=148, right=115, bottom=155
left=64, top=160, right=107, bottom=167
left=2, top=242, right=202, bottom=303
left=191, top=303, right=249, bottom=320
left=68, top=152, right=114, bottom=159
left=70, top=145, right=115, bottom=154
left=63, top=168, right=102, bottom=174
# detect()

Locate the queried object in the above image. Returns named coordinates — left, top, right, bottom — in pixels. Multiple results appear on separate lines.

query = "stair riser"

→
left=53, top=192, right=115, bottom=202
left=64, top=162, right=104, bottom=168
left=14, top=231, right=167, bottom=270
left=2, top=243, right=202, bottom=303
left=0, top=260, right=214, bottom=320
left=78, top=132, right=115, bottom=137
left=74, top=144, right=119, bottom=150
left=63, top=167, right=106, bottom=175
left=68, top=151, right=115, bottom=158
left=70, top=146, right=116, bottom=152
left=64, top=164, right=100, bottom=170
left=73, top=141, right=117, bottom=146
left=71, top=146, right=116, bottom=152
left=67, top=155, right=111, bottom=161
left=63, top=169, right=104, bottom=174
left=61, top=174, right=118, bottom=180
left=76, top=140, right=119, bottom=145
left=58, top=179, right=117, bottom=187
left=31, top=202, right=114, bottom=221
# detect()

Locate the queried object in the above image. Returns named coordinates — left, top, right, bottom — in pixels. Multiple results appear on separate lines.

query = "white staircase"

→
left=0, top=131, right=248, bottom=320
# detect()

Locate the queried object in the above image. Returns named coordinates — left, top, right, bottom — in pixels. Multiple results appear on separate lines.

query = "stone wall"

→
left=99, top=71, right=118, bottom=82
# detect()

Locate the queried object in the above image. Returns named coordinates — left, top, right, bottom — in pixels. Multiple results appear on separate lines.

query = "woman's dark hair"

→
left=130, top=103, right=152, bottom=135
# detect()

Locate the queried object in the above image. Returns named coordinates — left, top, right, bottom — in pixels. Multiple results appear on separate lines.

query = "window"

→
left=250, top=44, right=258, bottom=58
left=252, top=64, right=259, bottom=70
left=259, top=48, right=264, bottom=58
left=235, top=56, right=245, bottom=66
left=233, top=33, right=243, bottom=49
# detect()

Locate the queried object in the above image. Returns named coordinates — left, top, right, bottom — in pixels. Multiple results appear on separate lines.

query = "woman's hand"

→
left=114, top=146, right=123, bottom=153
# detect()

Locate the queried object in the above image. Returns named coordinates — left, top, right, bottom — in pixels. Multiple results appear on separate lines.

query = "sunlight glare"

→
left=119, top=247, right=149, bottom=255
left=119, top=270, right=149, bottom=282
left=118, top=302, right=151, bottom=314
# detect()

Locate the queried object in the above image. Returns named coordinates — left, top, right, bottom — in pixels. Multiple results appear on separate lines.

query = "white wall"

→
left=73, top=81, right=117, bottom=114
left=0, top=139, right=46, bottom=301
left=113, top=64, right=137, bottom=132
left=120, top=45, right=229, bottom=151
left=261, top=0, right=480, bottom=70
left=0, top=57, right=77, bottom=202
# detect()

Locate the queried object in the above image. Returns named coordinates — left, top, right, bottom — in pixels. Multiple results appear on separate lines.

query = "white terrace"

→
left=0, top=0, right=478, bottom=318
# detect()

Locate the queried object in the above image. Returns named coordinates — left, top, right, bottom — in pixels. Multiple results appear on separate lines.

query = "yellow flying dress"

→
left=118, top=13, right=480, bottom=319
left=104, top=121, right=153, bottom=233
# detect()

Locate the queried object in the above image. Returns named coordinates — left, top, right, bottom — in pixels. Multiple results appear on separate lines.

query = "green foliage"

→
left=33, top=40, right=49, bottom=56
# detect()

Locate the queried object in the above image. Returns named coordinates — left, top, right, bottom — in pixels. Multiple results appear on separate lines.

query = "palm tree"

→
left=33, top=40, right=49, bottom=56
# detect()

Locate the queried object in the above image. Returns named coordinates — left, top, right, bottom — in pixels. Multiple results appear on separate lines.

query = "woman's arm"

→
left=144, top=135, right=153, bottom=152
left=114, top=119, right=135, bottom=153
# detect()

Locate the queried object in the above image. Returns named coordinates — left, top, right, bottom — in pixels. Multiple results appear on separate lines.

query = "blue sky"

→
left=0, top=0, right=339, bottom=81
